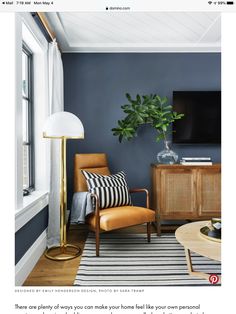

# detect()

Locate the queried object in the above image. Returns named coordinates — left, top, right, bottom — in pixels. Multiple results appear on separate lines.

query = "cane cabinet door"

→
left=197, top=168, right=221, bottom=217
left=160, top=168, right=197, bottom=219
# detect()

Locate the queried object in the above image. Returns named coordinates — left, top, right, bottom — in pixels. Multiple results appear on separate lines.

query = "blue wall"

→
left=15, top=206, right=48, bottom=264
left=63, top=53, right=221, bottom=206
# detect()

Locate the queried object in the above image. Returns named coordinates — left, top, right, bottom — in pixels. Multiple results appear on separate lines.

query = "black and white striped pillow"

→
left=81, top=170, right=131, bottom=209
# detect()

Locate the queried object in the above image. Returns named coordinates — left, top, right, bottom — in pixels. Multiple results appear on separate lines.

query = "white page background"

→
left=1, top=10, right=236, bottom=314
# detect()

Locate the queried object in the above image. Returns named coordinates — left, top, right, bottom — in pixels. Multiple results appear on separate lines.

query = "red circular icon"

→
left=209, top=274, right=220, bottom=284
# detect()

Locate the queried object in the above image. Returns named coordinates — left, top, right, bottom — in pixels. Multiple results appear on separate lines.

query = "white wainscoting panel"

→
left=15, top=230, right=47, bottom=286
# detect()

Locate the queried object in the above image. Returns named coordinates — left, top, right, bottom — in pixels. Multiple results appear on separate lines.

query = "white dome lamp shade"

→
left=43, top=111, right=84, bottom=139
left=43, top=111, right=84, bottom=261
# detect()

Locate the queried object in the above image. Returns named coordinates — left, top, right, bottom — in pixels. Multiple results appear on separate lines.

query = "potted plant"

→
left=112, top=93, right=184, bottom=164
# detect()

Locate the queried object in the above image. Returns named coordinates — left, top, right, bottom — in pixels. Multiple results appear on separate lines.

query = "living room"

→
left=13, top=12, right=221, bottom=287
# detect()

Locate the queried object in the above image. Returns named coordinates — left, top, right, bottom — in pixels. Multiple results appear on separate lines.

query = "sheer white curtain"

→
left=47, top=39, right=64, bottom=247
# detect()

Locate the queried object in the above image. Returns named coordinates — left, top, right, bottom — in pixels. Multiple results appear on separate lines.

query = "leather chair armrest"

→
left=90, top=193, right=100, bottom=231
left=129, top=188, right=149, bottom=208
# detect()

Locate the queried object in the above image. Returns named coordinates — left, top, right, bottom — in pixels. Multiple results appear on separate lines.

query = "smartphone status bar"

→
left=0, top=0, right=235, bottom=12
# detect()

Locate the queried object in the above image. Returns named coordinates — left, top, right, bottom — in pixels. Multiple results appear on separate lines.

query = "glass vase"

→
left=157, top=140, right=178, bottom=164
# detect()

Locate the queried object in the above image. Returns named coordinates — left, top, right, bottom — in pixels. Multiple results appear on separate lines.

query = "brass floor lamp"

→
left=43, top=111, right=84, bottom=261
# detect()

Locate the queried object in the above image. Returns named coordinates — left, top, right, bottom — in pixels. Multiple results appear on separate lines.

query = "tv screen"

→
left=172, top=91, right=221, bottom=144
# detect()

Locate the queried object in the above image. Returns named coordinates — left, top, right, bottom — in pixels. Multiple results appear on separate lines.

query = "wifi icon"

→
left=208, top=1, right=212, bottom=3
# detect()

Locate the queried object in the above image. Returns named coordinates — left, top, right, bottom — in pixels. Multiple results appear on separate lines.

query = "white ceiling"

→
left=45, top=12, right=221, bottom=53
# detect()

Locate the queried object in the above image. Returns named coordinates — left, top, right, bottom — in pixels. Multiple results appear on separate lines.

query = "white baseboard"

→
left=15, top=229, right=47, bottom=286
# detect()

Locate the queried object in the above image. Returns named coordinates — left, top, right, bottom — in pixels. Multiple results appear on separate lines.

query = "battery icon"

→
left=227, top=1, right=234, bottom=4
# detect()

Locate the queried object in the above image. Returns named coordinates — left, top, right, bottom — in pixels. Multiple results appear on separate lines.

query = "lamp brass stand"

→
left=44, top=135, right=82, bottom=261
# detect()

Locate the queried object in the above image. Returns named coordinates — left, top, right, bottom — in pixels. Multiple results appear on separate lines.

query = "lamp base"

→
left=45, top=244, right=82, bottom=261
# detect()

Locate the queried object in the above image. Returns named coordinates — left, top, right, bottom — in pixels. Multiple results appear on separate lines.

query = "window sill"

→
left=15, top=191, right=49, bottom=232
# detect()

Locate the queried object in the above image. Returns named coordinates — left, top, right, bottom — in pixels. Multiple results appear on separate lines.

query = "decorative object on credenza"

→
left=157, top=140, right=178, bottom=164
left=211, top=218, right=221, bottom=232
left=43, top=111, right=84, bottom=261
left=112, top=93, right=184, bottom=163
left=200, top=218, right=221, bottom=243
left=180, top=157, right=213, bottom=165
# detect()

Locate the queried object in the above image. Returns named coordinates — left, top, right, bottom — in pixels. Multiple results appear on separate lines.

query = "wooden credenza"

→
left=151, top=164, right=221, bottom=235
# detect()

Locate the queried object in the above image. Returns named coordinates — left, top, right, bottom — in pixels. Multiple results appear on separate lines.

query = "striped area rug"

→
left=74, top=233, right=221, bottom=286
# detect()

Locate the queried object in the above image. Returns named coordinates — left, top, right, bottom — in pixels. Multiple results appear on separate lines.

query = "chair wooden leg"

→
left=96, top=230, right=100, bottom=257
left=147, top=222, right=151, bottom=243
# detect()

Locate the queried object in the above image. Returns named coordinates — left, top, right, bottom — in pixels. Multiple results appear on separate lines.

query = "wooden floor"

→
left=23, top=224, right=173, bottom=286
left=23, top=224, right=89, bottom=286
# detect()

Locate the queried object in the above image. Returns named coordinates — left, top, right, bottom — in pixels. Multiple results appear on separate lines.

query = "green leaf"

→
left=123, top=109, right=133, bottom=114
left=156, top=133, right=165, bottom=142
left=161, top=96, right=168, bottom=105
left=118, top=120, right=123, bottom=127
left=176, top=113, right=185, bottom=119
left=155, top=95, right=162, bottom=103
left=136, top=94, right=141, bottom=104
left=126, top=93, right=132, bottom=102
left=121, top=104, right=130, bottom=110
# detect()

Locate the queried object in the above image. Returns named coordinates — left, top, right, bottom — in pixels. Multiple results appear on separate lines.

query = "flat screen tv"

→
left=172, top=91, right=221, bottom=144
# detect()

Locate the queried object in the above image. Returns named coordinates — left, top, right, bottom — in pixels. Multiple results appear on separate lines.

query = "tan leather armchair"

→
left=74, top=153, right=155, bottom=256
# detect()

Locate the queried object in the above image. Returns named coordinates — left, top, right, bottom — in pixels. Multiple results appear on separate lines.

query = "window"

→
left=22, top=44, right=34, bottom=191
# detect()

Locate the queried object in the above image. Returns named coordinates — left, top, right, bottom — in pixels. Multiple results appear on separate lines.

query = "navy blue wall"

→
left=15, top=206, right=48, bottom=264
left=63, top=53, right=221, bottom=206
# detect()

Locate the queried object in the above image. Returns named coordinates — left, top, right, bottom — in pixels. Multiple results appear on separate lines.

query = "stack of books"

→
left=180, top=157, right=212, bottom=165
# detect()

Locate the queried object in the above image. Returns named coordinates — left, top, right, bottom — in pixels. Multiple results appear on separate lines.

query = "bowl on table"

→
left=208, top=218, right=221, bottom=238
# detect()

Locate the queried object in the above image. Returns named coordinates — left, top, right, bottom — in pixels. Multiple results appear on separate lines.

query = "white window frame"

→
left=22, top=43, right=34, bottom=191
left=15, top=13, right=50, bottom=228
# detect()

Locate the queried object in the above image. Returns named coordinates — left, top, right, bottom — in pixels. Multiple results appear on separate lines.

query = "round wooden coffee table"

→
left=175, top=221, right=221, bottom=281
